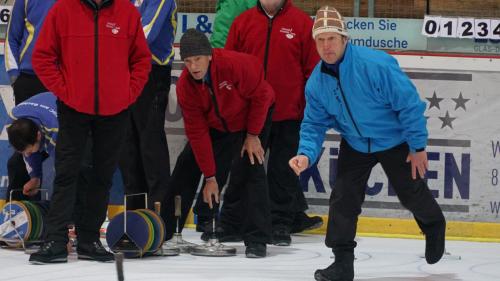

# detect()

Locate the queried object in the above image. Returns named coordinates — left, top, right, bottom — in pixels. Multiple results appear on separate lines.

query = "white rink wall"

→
left=166, top=50, right=500, bottom=224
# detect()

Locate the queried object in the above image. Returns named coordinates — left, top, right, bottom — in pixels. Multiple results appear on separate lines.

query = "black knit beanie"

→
left=180, top=29, right=212, bottom=60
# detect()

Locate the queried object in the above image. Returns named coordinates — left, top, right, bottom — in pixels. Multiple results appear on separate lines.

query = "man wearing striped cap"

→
left=289, top=5, right=446, bottom=281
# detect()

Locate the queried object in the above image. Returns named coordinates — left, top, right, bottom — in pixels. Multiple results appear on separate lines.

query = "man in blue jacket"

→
left=7, top=92, right=58, bottom=200
left=289, top=6, right=446, bottom=281
left=120, top=0, right=177, bottom=216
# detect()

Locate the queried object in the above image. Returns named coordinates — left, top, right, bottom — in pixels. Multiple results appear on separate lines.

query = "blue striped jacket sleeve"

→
left=4, top=0, right=27, bottom=78
left=141, top=0, right=176, bottom=44
left=24, top=151, right=43, bottom=179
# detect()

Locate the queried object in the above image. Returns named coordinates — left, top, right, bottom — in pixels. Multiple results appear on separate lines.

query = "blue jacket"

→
left=298, top=43, right=427, bottom=165
left=4, top=0, right=57, bottom=79
left=134, top=0, right=177, bottom=65
left=10, top=92, right=58, bottom=178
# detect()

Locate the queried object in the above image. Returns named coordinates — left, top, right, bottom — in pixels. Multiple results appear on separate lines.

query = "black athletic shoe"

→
left=272, top=228, right=291, bottom=246
left=314, top=251, right=354, bottom=281
left=291, top=213, right=323, bottom=234
left=77, top=240, right=114, bottom=262
left=245, top=243, right=266, bottom=258
left=29, top=241, right=68, bottom=264
left=425, top=221, right=446, bottom=264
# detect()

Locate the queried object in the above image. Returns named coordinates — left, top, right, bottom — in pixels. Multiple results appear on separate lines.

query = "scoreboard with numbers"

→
left=422, top=15, right=500, bottom=40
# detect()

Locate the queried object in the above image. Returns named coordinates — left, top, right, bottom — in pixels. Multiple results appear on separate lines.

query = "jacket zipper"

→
left=208, top=86, right=229, bottom=132
left=259, top=1, right=285, bottom=79
left=94, top=10, right=99, bottom=115
left=263, top=18, right=273, bottom=79
left=337, top=80, right=371, bottom=152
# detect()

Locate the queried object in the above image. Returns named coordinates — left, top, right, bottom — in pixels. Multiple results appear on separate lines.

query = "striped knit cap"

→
left=312, top=6, right=348, bottom=38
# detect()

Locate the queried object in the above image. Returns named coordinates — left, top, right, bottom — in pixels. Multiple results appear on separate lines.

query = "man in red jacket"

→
left=222, top=0, right=322, bottom=246
left=28, top=0, right=151, bottom=264
left=164, top=28, right=274, bottom=258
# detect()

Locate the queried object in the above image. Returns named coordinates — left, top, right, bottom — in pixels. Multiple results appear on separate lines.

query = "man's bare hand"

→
left=289, top=155, right=309, bottom=176
left=203, top=178, right=219, bottom=209
left=23, top=177, right=41, bottom=196
left=406, top=151, right=428, bottom=180
left=241, top=134, right=265, bottom=165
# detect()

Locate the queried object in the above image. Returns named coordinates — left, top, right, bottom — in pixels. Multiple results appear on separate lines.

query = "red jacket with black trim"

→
left=225, top=0, right=319, bottom=121
left=176, top=48, right=275, bottom=177
left=32, top=0, right=151, bottom=116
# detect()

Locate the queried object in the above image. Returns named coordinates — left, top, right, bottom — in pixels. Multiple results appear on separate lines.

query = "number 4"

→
left=491, top=20, right=500, bottom=40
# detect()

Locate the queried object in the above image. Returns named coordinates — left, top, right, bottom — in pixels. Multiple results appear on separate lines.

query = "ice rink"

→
left=0, top=228, right=499, bottom=281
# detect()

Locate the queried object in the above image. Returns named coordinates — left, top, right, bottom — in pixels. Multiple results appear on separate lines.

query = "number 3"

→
left=475, top=19, right=490, bottom=38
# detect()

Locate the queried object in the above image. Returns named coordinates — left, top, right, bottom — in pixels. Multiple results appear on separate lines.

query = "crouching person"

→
left=163, top=29, right=275, bottom=258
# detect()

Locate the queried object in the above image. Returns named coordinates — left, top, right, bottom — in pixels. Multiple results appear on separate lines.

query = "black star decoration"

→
left=426, top=91, right=443, bottom=110
left=439, top=111, right=456, bottom=129
left=452, top=92, right=470, bottom=111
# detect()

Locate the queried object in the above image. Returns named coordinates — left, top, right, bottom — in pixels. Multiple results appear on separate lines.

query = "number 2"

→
left=462, top=22, right=473, bottom=37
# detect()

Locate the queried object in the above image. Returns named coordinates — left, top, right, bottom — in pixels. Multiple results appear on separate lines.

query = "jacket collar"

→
left=257, top=0, right=290, bottom=18
left=82, top=0, right=113, bottom=11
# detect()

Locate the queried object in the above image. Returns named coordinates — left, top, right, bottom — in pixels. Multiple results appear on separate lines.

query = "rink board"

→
left=1, top=51, right=500, bottom=240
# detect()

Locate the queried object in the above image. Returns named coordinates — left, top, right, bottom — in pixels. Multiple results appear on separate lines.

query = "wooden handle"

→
left=174, top=195, right=181, bottom=217
left=154, top=201, right=161, bottom=216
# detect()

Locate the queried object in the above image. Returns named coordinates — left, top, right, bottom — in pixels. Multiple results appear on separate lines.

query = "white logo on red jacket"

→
left=106, top=22, right=120, bottom=35
left=133, top=0, right=143, bottom=7
left=280, top=27, right=295, bottom=39
left=219, top=81, right=233, bottom=91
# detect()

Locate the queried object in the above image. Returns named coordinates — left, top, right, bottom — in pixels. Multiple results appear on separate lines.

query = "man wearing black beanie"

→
left=162, top=29, right=275, bottom=258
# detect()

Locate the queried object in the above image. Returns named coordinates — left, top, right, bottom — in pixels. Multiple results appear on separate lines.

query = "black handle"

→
left=115, top=252, right=124, bottom=281
left=210, top=194, right=218, bottom=238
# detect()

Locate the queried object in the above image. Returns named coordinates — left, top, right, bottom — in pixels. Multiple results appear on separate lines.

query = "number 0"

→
left=425, top=20, right=438, bottom=35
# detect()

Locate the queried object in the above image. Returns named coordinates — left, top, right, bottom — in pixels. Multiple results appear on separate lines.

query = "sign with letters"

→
left=175, top=13, right=500, bottom=55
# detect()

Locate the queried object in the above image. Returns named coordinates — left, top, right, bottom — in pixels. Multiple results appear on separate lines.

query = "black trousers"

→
left=210, top=120, right=308, bottom=231
left=163, top=129, right=240, bottom=239
left=45, top=101, right=129, bottom=243
left=266, top=120, right=308, bottom=229
left=192, top=149, right=237, bottom=223
left=326, top=140, right=446, bottom=252
left=12, top=72, right=48, bottom=105
left=119, top=65, right=171, bottom=214
left=163, top=110, right=273, bottom=244
left=5, top=73, right=48, bottom=201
